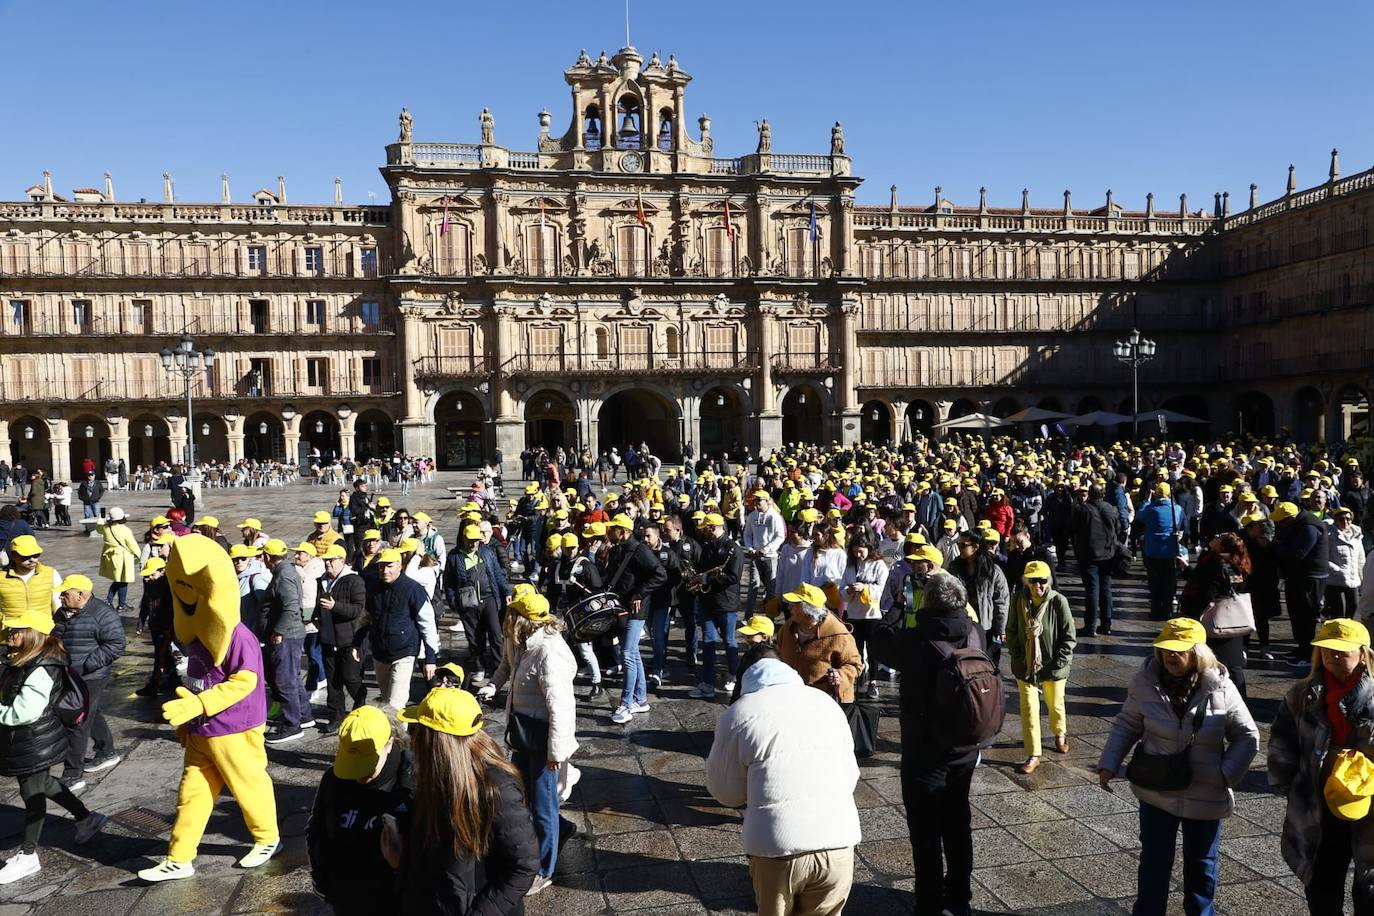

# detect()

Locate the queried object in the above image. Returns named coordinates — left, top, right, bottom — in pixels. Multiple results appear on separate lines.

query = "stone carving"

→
left=711, top=293, right=730, bottom=315
left=535, top=292, right=554, bottom=315
left=398, top=108, right=413, bottom=143
left=831, top=121, right=845, bottom=156
left=768, top=253, right=784, bottom=274
left=480, top=108, right=495, bottom=145
left=740, top=254, right=755, bottom=277
left=756, top=119, right=771, bottom=153
left=596, top=50, right=609, bottom=69
left=574, top=49, right=591, bottom=67
left=654, top=240, right=671, bottom=276
left=562, top=254, right=576, bottom=276
left=472, top=253, right=489, bottom=276
left=625, top=288, right=645, bottom=315
left=820, top=256, right=834, bottom=276
left=508, top=254, right=524, bottom=276
left=667, top=54, right=679, bottom=73
left=441, top=291, right=464, bottom=315
left=587, top=240, right=611, bottom=275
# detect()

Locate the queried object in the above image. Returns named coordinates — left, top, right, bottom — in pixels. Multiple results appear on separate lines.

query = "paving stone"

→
left=856, top=838, right=912, bottom=877
left=686, top=855, right=753, bottom=904
left=977, top=861, right=1093, bottom=910
left=1007, top=818, right=1117, bottom=858
left=974, top=789, right=1067, bottom=826
left=673, top=826, right=743, bottom=862
left=1218, top=833, right=1289, bottom=879
left=133, top=876, right=242, bottom=916
left=30, top=888, right=142, bottom=916
left=1038, top=784, right=1140, bottom=819
left=600, top=861, right=698, bottom=910
left=1081, top=812, right=1144, bottom=850
left=1057, top=853, right=1140, bottom=899
left=969, top=827, right=1040, bottom=869
left=525, top=871, right=607, bottom=916
left=593, top=829, right=681, bottom=869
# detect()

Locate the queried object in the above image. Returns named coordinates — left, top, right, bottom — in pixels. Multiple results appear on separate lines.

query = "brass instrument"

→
left=685, top=562, right=726, bottom=593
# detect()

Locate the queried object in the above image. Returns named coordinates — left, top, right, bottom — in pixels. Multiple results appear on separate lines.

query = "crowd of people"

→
left=2, top=432, right=1374, bottom=913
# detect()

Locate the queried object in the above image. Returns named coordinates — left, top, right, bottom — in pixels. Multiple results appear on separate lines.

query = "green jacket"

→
left=1005, top=587, right=1076, bottom=683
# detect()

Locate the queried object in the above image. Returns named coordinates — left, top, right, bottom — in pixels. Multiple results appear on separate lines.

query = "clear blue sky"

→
left=2, top=0, right=1369, bottom=211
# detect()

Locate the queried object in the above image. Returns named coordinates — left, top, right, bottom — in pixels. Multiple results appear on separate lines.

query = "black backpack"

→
left=54, top=665, right=90, bottom=728
left=930, top=633, right=1004, bottom=753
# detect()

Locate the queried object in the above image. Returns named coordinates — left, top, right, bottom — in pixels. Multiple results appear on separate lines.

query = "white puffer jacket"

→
left=1328, top=522, right=1366, bottom=588
left=492, top=626, right=579, bottom=764
left=705, top=660, right=861, bottom=857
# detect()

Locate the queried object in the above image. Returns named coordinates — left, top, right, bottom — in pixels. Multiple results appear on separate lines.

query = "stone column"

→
left=492, top=304, right=523, bottom=481
left=226, top=416, right=246, bottom=463
left=933, top=400, right=953, bottom=441
left=339, top=414, right=358, bottom=459
left=682, top=394, right=701, bottom=464
left=756, top=302, right=782, bottom=456
left=49, top=418, right=72, bottom=481
left=283, top=415, right=302, bottom=468
left=836, top=298, right=861, bottom=446
left=835, top=194, right=854, bottom=276
left=166, top=415, right=187, bottom=474
left=488, top=190, right=509, bottom=273
left=107, top=417, right=130, bottom=470
left=0, top=419, right=11, bottom=466
left=399, top=304, right=427, bottom=420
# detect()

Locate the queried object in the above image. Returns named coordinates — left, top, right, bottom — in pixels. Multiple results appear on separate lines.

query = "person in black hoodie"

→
left=308, top=706, right=414, bottom=915
left=1270, top=501, right=1330, bottom=668
left=388, top=687, right=539, bottom=909
left=1071, top=484, right=1122, bottom=637
left=315, top=544, right=368, bottom=735
left=600, top=515, right=666, bottom=724
left=870, top=572, right=984, bottom=916
left=687, top=513, right=744, bottom=700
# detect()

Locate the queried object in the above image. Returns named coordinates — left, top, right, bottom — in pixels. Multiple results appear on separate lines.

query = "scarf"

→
left=1161, top=670, right=1199, bottom=719
left=1022, top=591, right=1048, bottom=677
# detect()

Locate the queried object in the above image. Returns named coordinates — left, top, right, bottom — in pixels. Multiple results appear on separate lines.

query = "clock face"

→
left=622, top=151, right=643, bottom=173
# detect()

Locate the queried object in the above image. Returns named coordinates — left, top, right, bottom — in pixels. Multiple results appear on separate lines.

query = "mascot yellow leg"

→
left=168, top=728, right=278, bottom=862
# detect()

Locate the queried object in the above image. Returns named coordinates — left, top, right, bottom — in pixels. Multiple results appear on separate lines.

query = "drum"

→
left=564, top=591, right=623, bottom=642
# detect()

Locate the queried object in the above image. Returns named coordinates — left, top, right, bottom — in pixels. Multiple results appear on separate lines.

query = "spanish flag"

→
left=636, top=192, right=648, bottom=229
left=723, top=199, right=735, bottom=240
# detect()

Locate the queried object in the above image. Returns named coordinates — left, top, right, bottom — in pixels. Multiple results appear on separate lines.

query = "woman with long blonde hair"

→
left=477, top=589, right=579, bottom=897
left=389, top=688, right=538, bottom=913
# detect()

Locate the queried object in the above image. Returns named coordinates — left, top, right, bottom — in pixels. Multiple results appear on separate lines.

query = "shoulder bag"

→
left=1200, top=577, right=1255, bottom=639
left=1126, top=701, right=1206, bottom=792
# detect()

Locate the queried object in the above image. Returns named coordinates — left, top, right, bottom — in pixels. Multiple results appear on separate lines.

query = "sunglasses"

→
left=1026, top=577, right=1049, bottom=585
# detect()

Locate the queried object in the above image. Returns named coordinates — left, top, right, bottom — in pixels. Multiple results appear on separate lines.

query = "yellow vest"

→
left=0, top=563, right=56, bottom=625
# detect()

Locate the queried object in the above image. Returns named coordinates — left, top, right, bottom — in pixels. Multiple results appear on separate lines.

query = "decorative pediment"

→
left=423, top=194, right=481, bottom=211
left=779, top=200, right=829, bottom=216
left=513, top=196, right=567, bottom=213
left=607, top=198, right=660, bottom=215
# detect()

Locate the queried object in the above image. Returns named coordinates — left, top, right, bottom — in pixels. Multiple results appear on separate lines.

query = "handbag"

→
left=1201, top=592, right=1255, bottom=639
left=1126, top=704, right=1206, bottom=792
left=506, top=710, right=550, bottom=755
left=455, top=584, right=480, bottom=613
left=840, top=701, right=880, bottom=758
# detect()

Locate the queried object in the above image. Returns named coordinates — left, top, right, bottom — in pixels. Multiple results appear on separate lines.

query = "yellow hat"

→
left=1022, top=560, right=1052, bottom=582
left=526, top=482, right=540, bottom=495
left=1240, top=512, right=1267, bottom=527
left=312, top=511, right=332, bottom=524
left=512, top=582, right=537, bottom=600
left=583, top=522, right=607, bottom=538
left=7, top=535, right=41, bottom=557
left=1337, top=506, right=1356, bottom=518
left=982, top=529, right=1002, bottom=543
left=751, top=490, right=770, bottom=501
left=236, top=518, right=262, bottom=530
left=942, top=518, right=958, bottom=529
left=228, top=544, right=257, bottom=560
left=321, top=543, right=348, bottom=560
left=1153, top=617, right=1207, bottom=652
left=703, top=512, right=726, bottom=527
left=737, top=615, right=776, bottom=638
left=294, top=541, right=318, bottom=557
left=609, top=514, right=634, bottom=530
left=1312, top=617, right=1372, bottom=652
left=398, top=688, right=485, bottom=736
left=796, top=508, right=821, bottom=524
left=399, top=538, right=420, bottom=554
left=376, top=548, right=403, bottom=564
left=1326, top=749, right=1374, bottom=822
left=461, top=524, right=482, bottom=541
left=152, top=532, right=177, bottom=546
left=334, top=705, right=393, bottom=781
left=197, top=516, right=220, bottom=529
left=545, top=534, right=563, bottom=552
left=376, top=497, right=391, bottom=507
left=362, top=528, right=382, bottom=541
left=435, top=661, right=466, bottom=685
left=57, top=574, right=93, bottom=593
left=910, top=545, right=944, bottom=567
left=150, top=515, right=171, bottom=528
left=1154, top=482, right=1171, bottom=497
left=690, top=511, right=705, bottom=522
left=510, top=592, right=554, bottom=622
left=1239, top=492, right=1259, bottom=504
left=261, top=538, right=289, bottom=557
left=413, top=512, right=432, bottom=523
left=560, top=533, right=579, bottom=549
left=1270, top=502, right=1299, bottom=524
left=6, top=607, right=53, bottom=635
left=140, top=557, right=166, bottom=577
left=782, top=583, right=828, bottom=608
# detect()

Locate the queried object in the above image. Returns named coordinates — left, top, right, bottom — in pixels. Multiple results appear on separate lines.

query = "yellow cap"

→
left=236, top=518, right=263, bottom=530
left=320, top=543, right=348, bottom=560
left=399, top=538, right=420, bottom=554
left=1270, top=502, right=1299, bottom=524
left=7, top=535, right=41, bottom=557
left=261, top=538, right=289, bottom=557
left=1326, top=749, right=1374, bottom=822
left=140, top=557, right=167, bottom=577
left=545, top=534, right=563, bottom=553
left=152, top=532, right=177, bottom=546
left=228, top=544, right=257, bottom=560
left=942, top=518, right=958, bottom=529
left=398, top=687, right=485, bottom=737
left=413, top=512, right=432, bottom=523
left=609, top=514, right=634, bottom=530
left=1240, top=512, right=1267, bottom=527
left=312, top=511, right=332, bottom=524
left=362, top=528, right=382, bottom=541
left=1153, top=617, right=1207, bottom=652
left=57, top=574, right=93, bottom=593
left=782, top=583, right=828, bottom=608
left=510, top=592, right=554, bottom=622
left=150, top=515, right=171, bottom=528
left=294, top=541, right=317, bottom=557
left=376, top=548, right=403, bottom=565
left=512, top=582, right=537, bottom=600
left=737, top=615, right=776, bottom=638
left=462, top=524, right=482, bottom=541
left=376, top=497, right=391, bottom=507
left=703, top=512, right=725, bottom=527
left=197, top=516, right=220, bottom=529
left=435, top=662, right=465, bottom=685
left=583, top=522, right=607, bottom=538
left=910, top=545, right=943, bottom=567
left=1154, top=482, right=1171, bottom=497
left=560, top=533, right=579, bottom=549
left=982, top=529, right=1002, bottom=543
left=6, top=607, right=53, bottom=635
left=333, top=705, right=393, bottom=780
left=796, top=508, right=821, bottom=524
left=1312, top=617, right=1372, bottom=652
left=1022, top=560, right=1052, bottom=582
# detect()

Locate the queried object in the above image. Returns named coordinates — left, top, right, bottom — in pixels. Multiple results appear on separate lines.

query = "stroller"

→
left=16, top=497, right=48, bottom=530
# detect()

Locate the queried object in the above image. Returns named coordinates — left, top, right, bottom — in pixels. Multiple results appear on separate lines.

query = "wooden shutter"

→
left=705, top=325, right=738, bottom=368
left=620, top=326, right=650, bottom=369
left=530, top=326, right=563, bottom=371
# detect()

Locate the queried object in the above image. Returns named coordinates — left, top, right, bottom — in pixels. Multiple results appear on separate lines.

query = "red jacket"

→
left=983, top=502, right=1015, bottom=539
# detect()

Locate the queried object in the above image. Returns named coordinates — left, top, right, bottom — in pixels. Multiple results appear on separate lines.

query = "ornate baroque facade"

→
left=2, top=45, right=1372, bottom=477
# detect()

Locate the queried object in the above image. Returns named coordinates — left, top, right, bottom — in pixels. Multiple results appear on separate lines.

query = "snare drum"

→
left=564, top=591, right=623, bottom=642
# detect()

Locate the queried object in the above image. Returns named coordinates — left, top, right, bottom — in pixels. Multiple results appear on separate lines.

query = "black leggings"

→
left=18, top=770, right=88, bottom=852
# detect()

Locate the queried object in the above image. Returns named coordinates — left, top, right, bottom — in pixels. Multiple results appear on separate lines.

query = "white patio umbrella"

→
left=1061, top=410, right=1135, bottom=426
left=1136, top=409, right=1208, bottom=425
left=1003, top=406, right=1074, bottom=424
left=932, top=412, right=1011, bottom=430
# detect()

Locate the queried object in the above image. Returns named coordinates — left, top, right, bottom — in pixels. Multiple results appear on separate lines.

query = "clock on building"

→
left=621, top=151, right=643, bottom=173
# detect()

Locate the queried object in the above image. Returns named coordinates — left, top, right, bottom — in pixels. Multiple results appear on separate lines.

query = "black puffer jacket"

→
left=317, top=570, right=367, bottom=648
left=599, top=537, right=667, bottom=618
left=695, top=533, right=744, bottom=617
left=53, top=597, right=126, bottom=680
left=398, top=768, right=538, bottom=916
left=0, top=653, right=68, bottom=777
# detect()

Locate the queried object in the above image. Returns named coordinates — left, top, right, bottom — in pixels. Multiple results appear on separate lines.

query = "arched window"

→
left=666, top=326, right=680, bottom=359
left=657, top=109, right=674, bottom=151
left=595, top=327, right=609, bottom=361
left=584, top=105, right=602, bottom=151
left=615, top=96, right=642, bottom=149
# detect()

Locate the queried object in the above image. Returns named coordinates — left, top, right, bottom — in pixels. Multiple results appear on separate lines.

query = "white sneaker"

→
left=137, top=857, right=195, bottom=883
left=647, top=673, right=662, bottom=689
left=631, top=701, right=651, bottom=714
left=73, top=811, right=107, bottom=845
left=238, top=839, right=280, bottom=868
left=722, top=679, right=736, bottom=693
left=610, top=705, right=633, bottom=725
left=688, top=682, right=714, bottom=699
left=309, top=686, right=328, bottom=704
left=0, top=851, right=40, bottom=885
left=526, top=874, right=555, bottom=897
left=470, top=670, right=488, bottom=685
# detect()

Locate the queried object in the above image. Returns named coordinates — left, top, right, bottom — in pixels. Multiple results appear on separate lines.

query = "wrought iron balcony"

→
left=503, top=349, right=759, bottom=377
left=770, top=354, right=840, bottom=374
left=413, top=355, right=491, bottom=380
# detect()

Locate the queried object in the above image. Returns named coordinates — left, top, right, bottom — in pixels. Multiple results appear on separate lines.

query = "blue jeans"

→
left=82, top=502, right=101, bottom=519
left=267, top=637, right=310, bottom=729
left=303, top=633, right=326, bottom=689
left=700, top=611, right=739, bottom=686
left=648, top=600, right=671, bottom=677
left=1135, top=801, right=1221, bottom=916
left=619, top=618, right=646, bottom=707
left=513, top=748, right=561, bottom=878
left=105, top=581, right=128, bottom=608
left=1079, top=559, right=1114, bottom=632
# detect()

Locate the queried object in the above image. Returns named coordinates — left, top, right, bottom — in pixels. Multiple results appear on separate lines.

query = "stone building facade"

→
left=1, top=45, right=1371, bottom=477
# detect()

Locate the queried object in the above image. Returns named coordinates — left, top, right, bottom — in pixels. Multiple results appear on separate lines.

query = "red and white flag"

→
left=440, top=196, right=450, bottom=236
left=636, top=192, right=648, bottom=228
left=723, top=199, right=735, bottom=239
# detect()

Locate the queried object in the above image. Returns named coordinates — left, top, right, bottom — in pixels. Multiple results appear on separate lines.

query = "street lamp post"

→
left=1113, top=328, right=1156, bottom=441
left=159, top=333, right=216, bottom=473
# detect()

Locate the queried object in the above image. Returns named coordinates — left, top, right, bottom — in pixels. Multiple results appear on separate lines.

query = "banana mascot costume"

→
left=137, top=534, right=279, bottom=882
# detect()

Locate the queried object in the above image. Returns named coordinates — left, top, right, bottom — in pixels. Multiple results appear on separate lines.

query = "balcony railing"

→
left=0, top=307, right=395, bottom=338
left=770, top=354, right=840, bottom=374
left=2, top=372, right=398, bottom=405
left=503, top=349, right=759, bottom=376
left=852, top=207, right=1216, bottom=236
left=232, top=373, right=400, bottom=399
left=0, top=253, right=394, bottom=280
left=0, top=200, right=390, bottom=226
left=413, top=355, right=491, bottom=380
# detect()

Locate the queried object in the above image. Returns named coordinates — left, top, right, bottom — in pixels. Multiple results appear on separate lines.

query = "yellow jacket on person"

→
left=0, top=563, right=60, bottom=624
left=99, top=521, right=141, bottom=583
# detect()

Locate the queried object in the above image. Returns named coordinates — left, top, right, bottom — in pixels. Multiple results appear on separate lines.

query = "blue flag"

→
left=808, top=202, right=819, bottom=241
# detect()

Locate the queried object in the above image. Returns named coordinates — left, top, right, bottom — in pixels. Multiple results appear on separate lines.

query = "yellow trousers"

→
left=1016, top=678, right=1067, bottom=758
left=167, top=727, right=279, bottom=863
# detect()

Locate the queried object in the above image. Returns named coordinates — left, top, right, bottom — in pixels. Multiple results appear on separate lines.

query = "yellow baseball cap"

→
left=545, top=534, right=563, bottom=553
left=1326, top=749, right=1374, bottom=821
left=312, top=511, right=332, bottom=524
left=398, top=687, right=485, bottom=737
left=413, top=512, right=432, bottom=523
left=362, top=528, right=382, bottom=541
left=1270, top=502, right=1299, bottom=524
left=376, top=548, right=402, bottom=565
left=197, top=516, right=220, bottom=529
left=1312, top=618, right=1372, bottom=652
left=228, top=544, right=257, bottom=560
left=737, top=615, right=776, bottom=638
left=703, top=512, right=725, bottom=527
left=321, top=543, right=348, bottom=560
left=1153, top=617, right=1207, bottom=652
left=609, top=514, right=634, bottom=530
left=334, top=705, right=393, bottom=780
left=1240, top=512, right=1266, bottom=527
left=57, top=574, right=93, bottom=593
left=399, top=538, right=420, bottom=554
left=510, top=592, right=554, bottom=622
left=294, top=541, right=317, bottom=556
left=261, top=538, right=289, bottom=557
left=150, top=515, right=171, bottom=528
left=982, top=529, right=1002, bottom=543
left=6, top=608, right=53, bottom=635
left=796, top=508, right=821, bottom=524
left=942, top=518, right=958, bottom=529
left=782, top=583, right=828, bottom=608
left=236, top=518, right=262, bottom=530
left=435, top=661, right=465, bottom=685
left=1022, top=560, right=1052, bottom=582
left=140, top=557, right=166, bottom=577
left=560, top=533, right=579, bottom=549
left=1154, top=482, right=1171, bottom=497
left=7, top=535, right=41, bottom=557
left=910, top=545, right=943, bottom=567
left=376, top=497, right=391, bottom=507
left=461, top=524, right=482, bottom=541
